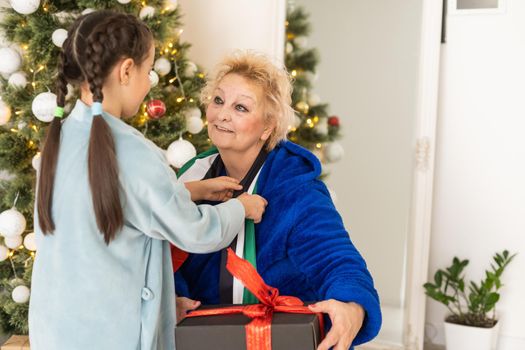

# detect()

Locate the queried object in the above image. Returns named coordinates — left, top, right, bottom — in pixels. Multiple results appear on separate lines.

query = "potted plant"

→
left=424, top=250, right=516, bottom=350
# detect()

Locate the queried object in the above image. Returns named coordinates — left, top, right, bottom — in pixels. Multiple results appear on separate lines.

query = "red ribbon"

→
left=171, top=245, right=188, bottom=272
left=185, top=248, right=325, bottom=350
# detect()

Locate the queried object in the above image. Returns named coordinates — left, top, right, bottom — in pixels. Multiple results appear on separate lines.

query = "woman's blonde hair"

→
left=200, top=50, right=295, bottom=150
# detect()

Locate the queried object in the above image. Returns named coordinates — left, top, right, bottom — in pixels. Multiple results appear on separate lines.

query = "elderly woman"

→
left=173, top=51, right=381, bottom=349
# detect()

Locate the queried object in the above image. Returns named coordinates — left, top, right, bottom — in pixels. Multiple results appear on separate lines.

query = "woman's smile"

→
left=214, top=124, right=234, bottom=133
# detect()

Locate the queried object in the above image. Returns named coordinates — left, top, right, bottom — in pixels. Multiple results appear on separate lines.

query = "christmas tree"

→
left=284, top=3, right=344, bottom=164
left=0, top=0, right=208, bottom=335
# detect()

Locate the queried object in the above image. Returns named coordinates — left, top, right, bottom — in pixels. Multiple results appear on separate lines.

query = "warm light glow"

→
left=316, top=143, right=322, bottom=149
left=306, top=118, right=312, bottom=125
left=313, top=116, right=319, bottom=123
left=291, top=70, right=297, bottom=77
left=169, top=77, right=177, bottom=83
left=198, top=73, right=205, bottom=79
left=189, top=98, right=194, bottom=103
left=31, top=125, right=38, bottom=132
left=176, top=97, right=184, bottom=103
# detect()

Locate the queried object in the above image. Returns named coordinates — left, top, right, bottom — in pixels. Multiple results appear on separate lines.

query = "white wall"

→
left=426, top=1, right=525, bottom=349
left=178, top=0, right=285, bottom=72
left=296, top=0, right=422, bottom=309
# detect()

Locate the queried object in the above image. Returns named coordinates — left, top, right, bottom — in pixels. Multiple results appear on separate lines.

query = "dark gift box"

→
left=175, top=304, right=322, bottom=350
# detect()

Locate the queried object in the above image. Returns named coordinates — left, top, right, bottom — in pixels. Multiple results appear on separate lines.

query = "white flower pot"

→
left=444, top=321, right=499, bottom=350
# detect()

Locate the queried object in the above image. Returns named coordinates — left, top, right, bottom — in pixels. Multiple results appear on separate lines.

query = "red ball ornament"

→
left=328, top=115, right=340, bottom=127
left=146, top=99, right=166, bottom=119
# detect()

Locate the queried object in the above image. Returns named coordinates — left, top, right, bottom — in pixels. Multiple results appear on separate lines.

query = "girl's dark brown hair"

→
left=37, top=10, right=153, bottom=244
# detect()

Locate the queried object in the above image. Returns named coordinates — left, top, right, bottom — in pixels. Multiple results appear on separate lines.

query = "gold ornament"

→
left=295, top=101, right=309, bottom=114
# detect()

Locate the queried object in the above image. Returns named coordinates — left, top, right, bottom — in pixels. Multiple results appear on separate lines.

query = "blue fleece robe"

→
left=175, top=141, right=382, bottom=347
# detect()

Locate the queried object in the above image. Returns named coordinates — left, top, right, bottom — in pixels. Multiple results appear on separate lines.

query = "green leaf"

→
left=435, top=270, right=443, bottom=287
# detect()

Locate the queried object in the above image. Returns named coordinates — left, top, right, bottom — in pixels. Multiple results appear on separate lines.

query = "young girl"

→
left=28, top=11, right=266, bottom=350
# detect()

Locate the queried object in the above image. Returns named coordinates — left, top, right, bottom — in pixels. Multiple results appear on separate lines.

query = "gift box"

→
left=1, top=335, right=30, bottom=350
left=174, top=249, right=325, bottom=350
left=176, top=304, right=322, bottom=350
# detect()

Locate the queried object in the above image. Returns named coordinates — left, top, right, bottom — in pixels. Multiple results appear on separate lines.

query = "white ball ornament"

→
left=0, top=100, right=11, bottom=126
left=186, top=117, right=204, bottom=134
left=324, top=142, right=345, bottom=163
left=166, top=138, right=196, bottom=168
left=32, top=153, right=41, bottom=171
left=10, top=0, right=40, bottom=15
left=0, top=208, right=26, bottom=238
left=154, top=58, right=171, bottom=76
left=0, top=47, right=22, bottom=75
left=164, top=0, right=178, bottom=11
left=4, top=235, right=22, bottom=249
left=0, top=246, right=8, bottom=262
left=51, top=29, right=68, bottom=48
left=32, top=92, right=57, bottom=123
left=184, top=61, right=198, bottom=77
left=23, top=232, right=37, bottom=251
left=139, top=6, right=156, bottom=19
left=184, top=107, right=201, bottom=120
left=12, top=285, right=30, bottom=304
left=149, top=70, right=159, bottom=87
left=8, top=72, right=27, bottom=89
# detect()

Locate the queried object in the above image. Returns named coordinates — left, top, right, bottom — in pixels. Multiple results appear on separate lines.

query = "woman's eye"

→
left=236, top=104, right=248, bottom=112
left=214, top=96, right=223, bottom=104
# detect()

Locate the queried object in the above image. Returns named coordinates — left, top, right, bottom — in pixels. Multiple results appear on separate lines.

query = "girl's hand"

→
left=237, top=193, right=267, bottom=223
left=308, top=300, right=365, bottom=350
left=185, top=177, right=242, bottom=202
left=176, top=296, right=201, bottom=323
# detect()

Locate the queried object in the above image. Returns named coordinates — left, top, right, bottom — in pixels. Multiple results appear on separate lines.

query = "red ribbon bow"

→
left=185, top=248, right=325, bottom=350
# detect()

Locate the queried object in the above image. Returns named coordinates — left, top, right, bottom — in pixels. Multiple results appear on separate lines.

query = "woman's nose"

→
left=218, top=108, right=231, bottom=121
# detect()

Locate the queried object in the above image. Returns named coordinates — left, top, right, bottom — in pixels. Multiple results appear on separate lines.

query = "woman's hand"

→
left=176, top=296, right=201, bottom=323
left=309, top=300, right=365, bottom=350
left=237, top=193, right=268, bottom=223
left=185, top=176, right=242, bottom=202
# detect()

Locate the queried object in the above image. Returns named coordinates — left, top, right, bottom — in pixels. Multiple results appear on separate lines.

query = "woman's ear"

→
left=119, top=58, right=135, bottom=85
left=260, top=118, right=276, bottom=142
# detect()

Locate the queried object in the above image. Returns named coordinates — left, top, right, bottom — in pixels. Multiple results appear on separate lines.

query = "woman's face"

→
left=206, top=73, right=274, bottom=154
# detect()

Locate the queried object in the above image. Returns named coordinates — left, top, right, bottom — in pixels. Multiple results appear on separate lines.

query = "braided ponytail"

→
left=37, top=37, right=77, bottom=233
left=83, top=27, right=123, bottom=244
